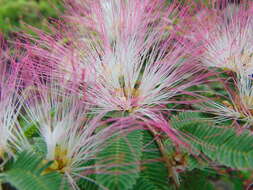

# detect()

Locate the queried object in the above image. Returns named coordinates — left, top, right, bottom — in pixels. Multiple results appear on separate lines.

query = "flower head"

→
left=198, top=71, right=253, bottom=128
left=87, top=36, right=204, bottom=117
left=66, top=0, right=168, bottom=43
left=70, top=0, right=209, bottom=146
left=79, top=0, right=207, bottom=119
left=21, top=73, right=133, bottom=189
left=0, top=37, right=30, bottom=159
left=21, top=0, right=209, bottom=147
left=193, top=1, right=253, bottom=74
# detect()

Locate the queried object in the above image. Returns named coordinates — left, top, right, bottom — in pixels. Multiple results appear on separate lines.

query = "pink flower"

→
left=198, top=73, right=253, bottom=128
left=0, top=36, right=30, bottom=159
left=65, top=0, right=169, bottom=43
left=191, top=1, right=253, bottom=75
left=74, top=0, right=209, bottom=145
left=21, top=0, right=209, bottom=147
left=21, top=71, right=137, bottom=189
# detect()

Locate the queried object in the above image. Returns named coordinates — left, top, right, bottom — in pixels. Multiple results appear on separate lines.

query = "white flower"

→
left=198, top=4, right=253, bottom=74
left=22, top=78, right=128, bottom=189
left=198, top=73, right=253, bottom=126
left=0, top=61, right=30, bottom=158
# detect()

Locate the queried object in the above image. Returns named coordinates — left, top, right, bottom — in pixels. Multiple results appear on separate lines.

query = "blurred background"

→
left=0, top=0, right=63, bottom=36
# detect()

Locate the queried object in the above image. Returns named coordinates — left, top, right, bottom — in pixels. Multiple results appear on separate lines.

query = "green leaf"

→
left=96, top=130, right=143, bottom=190
left=131, top=177, right=159, bottom=190
left=32, top=137, right=47, bottom=156
left=134, top=130, right=172, bottom=190
left=171, top=112, right=253, bottom=169
left=2, top=151, right=63, bottom=190
left=19, top=116, right=39, bottom=138
left=179, top=170, right=215, bottom=190
left=77, top=160, right=98, bottom=190
left=77, top=174, right=98, bottom=190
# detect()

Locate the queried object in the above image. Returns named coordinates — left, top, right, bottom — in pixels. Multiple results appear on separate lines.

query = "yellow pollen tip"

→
left=0, top=148, right=4, bottom=158
left=49, top=160, right=59, bottom=170
left=164, top=25, right=173, bottom=31
left=42, top=146, right=71, bottom=174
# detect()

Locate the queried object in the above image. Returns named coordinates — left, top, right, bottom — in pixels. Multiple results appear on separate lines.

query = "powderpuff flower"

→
left=0, top=38, right=30, bottom=160
left=65, top=0, right=171, bottom=43
left=21, top=0, right=208, bottom=147
left=198, top=72, right=253, bottom=128
left=24, top=0, right=187, bottom=84
left=74, top=0, right=209, bottom=145
left=87, top=36, right=205, bottom=117
left=192, top=1, right=253, bottom=75
left=77, top=0, right=205, bottom=113
left=63, top=0, right=206, bottom=109
left=21, top=76, right=136, bottom=189
left=86, top=38, right=208, bottom=147
left=32, top=0, right=178, bottom=81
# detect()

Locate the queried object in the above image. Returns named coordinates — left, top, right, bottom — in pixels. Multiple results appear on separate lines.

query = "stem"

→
left=147, top=126, right=180, bottom=189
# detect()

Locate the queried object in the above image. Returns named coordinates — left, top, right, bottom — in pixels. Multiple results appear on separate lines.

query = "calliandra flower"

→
left=65, top=0, right=172, bottom=43
left=23, top=0, right=189, bottom=83
left=61, top=0, right=207, bottom=145
left=21, top=0, right=208, bottom=147
left=76, top=0, right=208, bottom=145
left=197, top=71, right=253, bottom=128
left=86, top=37, right=204, bottom=115
left=176, top=4, right=219, bottom=44
left=21, top=76, right=137, bottom=190
left=24, top=0, right=179, bottom=82
left=18, top=28, right=86, bottom=83
left=0, top=37, right=30, bottom=160
left=192, top=1, right=253, bottom=75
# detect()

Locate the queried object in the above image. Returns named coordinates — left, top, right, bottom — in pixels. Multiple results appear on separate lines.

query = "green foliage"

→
left=179, top=170, right=215, bottom=190
left=77, top=174, right=98, bottom=190
left=32, top=137, right=47, bottom=156
left=133, top=130, right=172, bottom=190
left=19, top=116, right=39, bottom=138
left=185, top=155, right=207, bottom=171
left=10, top=106, right=252, bottom=190
left=95, top=130, right=143, bottom=190
left=180, top=169, right=246, bottom=190
left=0, top=0, right=62, bottom=35
left=132, top=177, right=162, bottom=190
left=0, top=151, right=63, bottom=190
left=76, top=160, right=98, bottom=190
left=171, top=112, right=253, bottom=169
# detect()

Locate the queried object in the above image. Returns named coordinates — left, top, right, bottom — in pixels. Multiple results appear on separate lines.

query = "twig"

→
left=147, top=125, right=179, bottom=189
